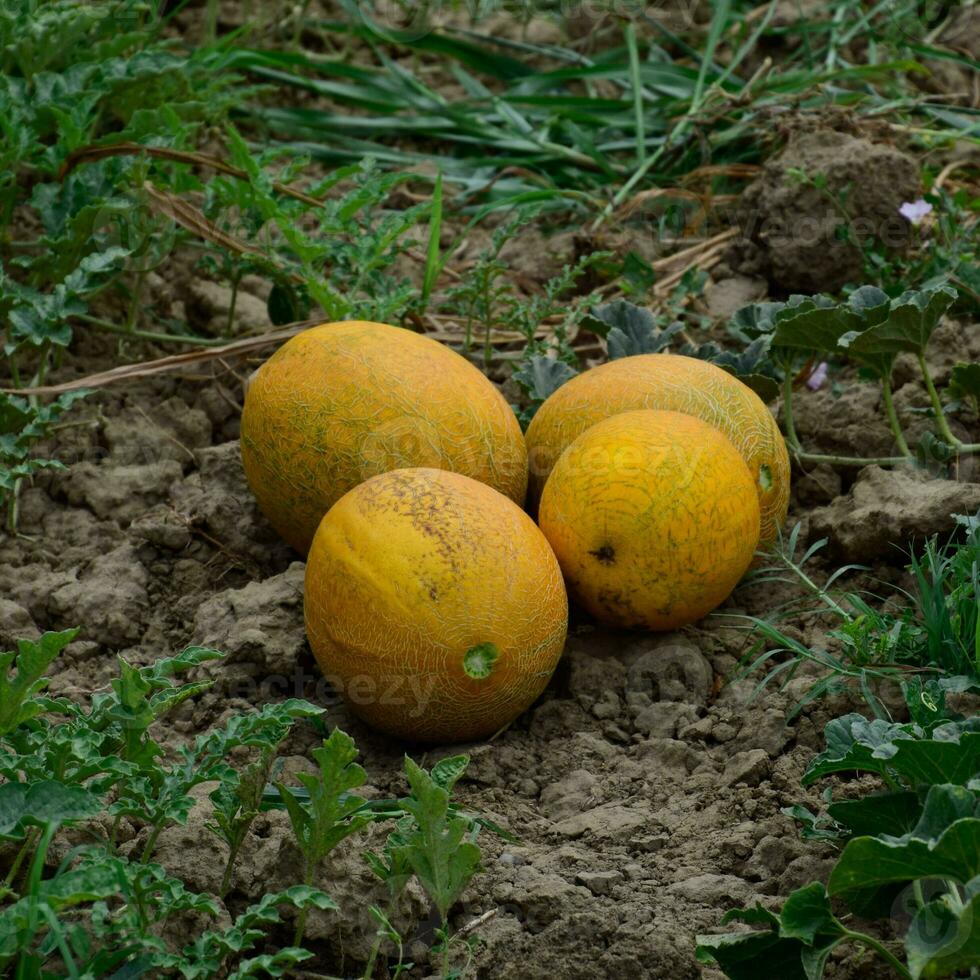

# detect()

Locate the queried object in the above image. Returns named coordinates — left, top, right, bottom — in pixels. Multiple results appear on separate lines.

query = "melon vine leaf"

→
left=842, top=284, right=957, bottom=360
left=584, top=299, right=684, bottom=359
left=828, top=785, right=980, bottom=901
left=906, top=883, right=980, bottom=980
left=949, top=362, right=980, bottom=412
left=771, top=292, right=885, bottom=356
left=682, top=336, right=781, bottom=402
left=696, top=888, right=837, bottom=980
left=826, top=790, right=923, bottom=839
left=277, top=728, right=371, bottom=870
left=512, top=355, right=578, bottom=403
left=802, top=715, right=980, bottom=789
left=431, top=755, right=470, bottom=792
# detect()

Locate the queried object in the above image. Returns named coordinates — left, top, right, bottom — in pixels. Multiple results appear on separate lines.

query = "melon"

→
left=304, top=467, right=568, bottom=743
left=524, top=353, right=788, bottom=548
left=538, top=409, right=760, bottom=630
left=241, top=321, right=528, bottom=554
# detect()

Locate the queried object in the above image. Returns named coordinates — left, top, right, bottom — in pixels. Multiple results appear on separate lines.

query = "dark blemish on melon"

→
left=590, top=545, right=616, bottom=565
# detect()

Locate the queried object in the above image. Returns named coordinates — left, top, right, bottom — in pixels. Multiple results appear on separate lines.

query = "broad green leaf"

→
left=0, top=780, right=100, bottom=838
left=829, top=791, right=980, bottom=898
left=695, top=930, right=812, bottom=980
left=779, top=882, right=835, bottom=944
left=906, top=883, right=980, bottom=979
left=827, top=791, right=922, bottom=838
left=771, top=293, right=885, bottom=355
left=803, top=715, right=980, bottom=789
left=584, top=299, right=684, bottom=359
left=842, top=284, right=957, bottom=359
left=512, top=355, right=578, bottom=403
left=949, top=362, right=980, bottom=411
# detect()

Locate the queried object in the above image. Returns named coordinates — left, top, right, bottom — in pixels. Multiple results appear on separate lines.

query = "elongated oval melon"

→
left=241, top=321, right=528, bottom=554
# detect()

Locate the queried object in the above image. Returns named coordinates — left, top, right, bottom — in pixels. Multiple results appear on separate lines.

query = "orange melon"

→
left=241, top=321, right=527, bottom=554
left=525, top=353, right=789, bottom=548
left=538, top=410, right=760, bottom=630
left=304, top=467, right=568, bottom=743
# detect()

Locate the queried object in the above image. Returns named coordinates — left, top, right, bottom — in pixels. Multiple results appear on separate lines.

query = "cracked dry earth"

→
left=3, top=316, right=979, bottom=978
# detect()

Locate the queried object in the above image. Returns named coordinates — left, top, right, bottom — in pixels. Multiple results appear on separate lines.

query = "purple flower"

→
left=899, top=199, right=933, bottom=225
left=807, top=361, right=829, bottom=391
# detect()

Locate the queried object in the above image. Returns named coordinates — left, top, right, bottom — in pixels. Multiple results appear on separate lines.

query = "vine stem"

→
left=918, top=351, right=961, bottom=447
left=841, top=928, right=913, bottom=980
left=75, top=313, right=230, bottom=347
left=795, top=451, right=911, bottom=467
left=880, top=377, right=912, bottom=457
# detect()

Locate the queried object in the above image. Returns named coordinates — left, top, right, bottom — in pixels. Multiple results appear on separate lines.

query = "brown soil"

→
left=5, top=295, right=977, bottom=976
left=4, top=6, right=979, bottom=977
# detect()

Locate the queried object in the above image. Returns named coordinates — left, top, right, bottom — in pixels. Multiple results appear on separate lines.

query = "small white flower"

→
left=899, top=199, right=933, bottom=225
left=807, top=361, right=829, bottom=391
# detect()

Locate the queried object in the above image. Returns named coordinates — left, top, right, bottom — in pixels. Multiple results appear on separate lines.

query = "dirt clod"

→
left=811, top=465, right=980, bottom=562
left=730, top=129, right=919, bottom=293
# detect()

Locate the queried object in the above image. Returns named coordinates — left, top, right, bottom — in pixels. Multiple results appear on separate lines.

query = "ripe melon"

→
left=304, top=467, right=568, bottom=743
left=241, top=321, right=528, bottom=554
left=538, top=410, right=760, bottom=630
left=525, top=353, right=789, bottom=548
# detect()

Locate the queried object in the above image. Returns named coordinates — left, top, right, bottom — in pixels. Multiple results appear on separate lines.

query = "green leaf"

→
left=585, top=299, right=683, bottom=359
left=802, top=714, right=980, bottom=789
left=829, top=788, right=980, bottom=899
left=771, top=290, right=886, bottom=355
left=430, top=755, right=469, bottom=792
left=0, top=628, right=78, bottom=735
left=512, top=355, right=578, bottom=403
left=277, top=728, right=371, bottom=869
left=0, top=780, right=100, bottom=839
left=420, top=171, right=442, bottom=308
left=696, top=929, right=812, bottom=980
left=842, top=284, right=957, bottom=360
left=827, top=791, right=922, bottom=838
left=906, top=883, right=980, bottom=979
left=949, top=362, right=980, bottom=411
left=779, top=882, right=836, bottom=944
left=393, top=756, right=482, bottom=924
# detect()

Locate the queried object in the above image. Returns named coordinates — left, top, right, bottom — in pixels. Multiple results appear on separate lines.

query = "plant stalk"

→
left=293, top=861, right=316, bottom=947
left=842, top=928, right=913, bottom=980
left=918, top=351, right=961, bottom=448
left=880, top=377, right=912, bottom=457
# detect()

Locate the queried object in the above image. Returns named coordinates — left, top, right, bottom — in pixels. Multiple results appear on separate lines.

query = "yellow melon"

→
left=525, top=353, right=789, bottom=549
left=241, top=321, right=527, bottom=554
left=538, top=410, right=760, bottom=630
left=304, top=467, right=568, bottom=743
